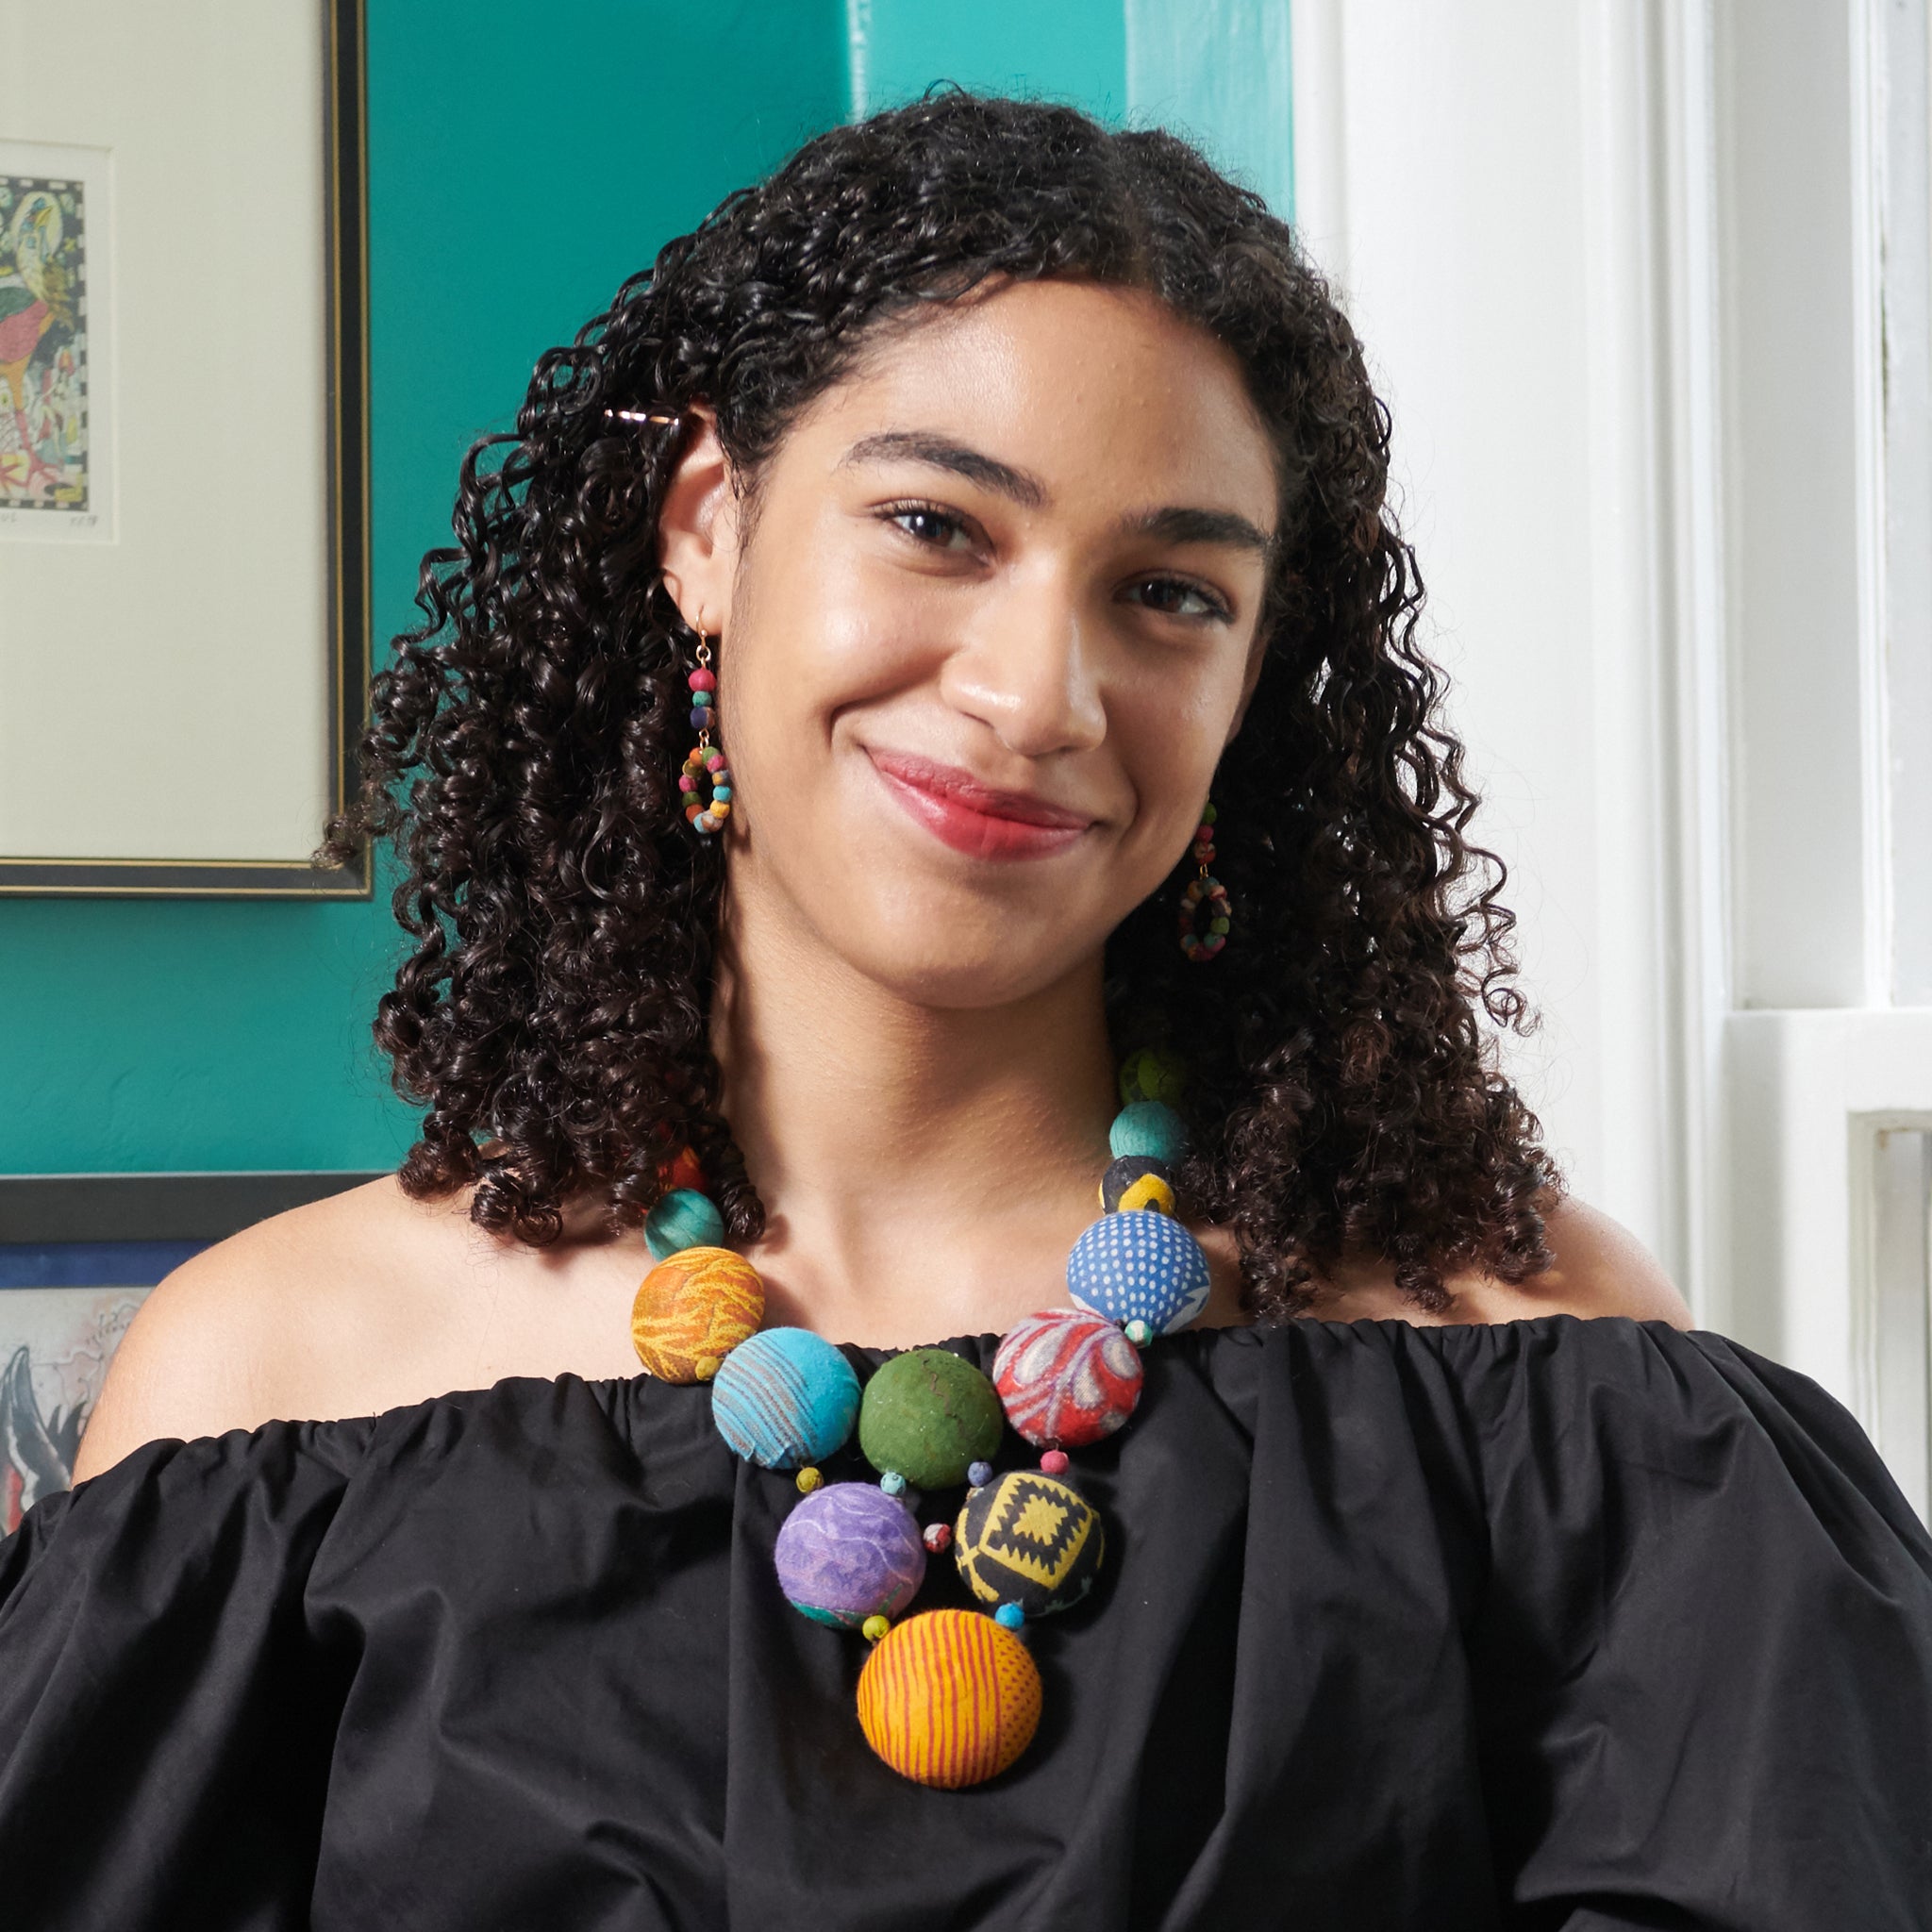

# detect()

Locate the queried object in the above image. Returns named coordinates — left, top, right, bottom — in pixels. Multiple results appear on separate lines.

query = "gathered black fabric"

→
left=2, top=1314, right=1930, bottom=1930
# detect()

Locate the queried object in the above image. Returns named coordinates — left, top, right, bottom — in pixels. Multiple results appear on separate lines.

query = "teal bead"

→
left=711, top=785, right=733, bottom=800
left=644, top=1187, right=726, bottom=1261
left=693, top=690, right=713, bottom=706
left=1109, top=1099, right=1186, bottom=1163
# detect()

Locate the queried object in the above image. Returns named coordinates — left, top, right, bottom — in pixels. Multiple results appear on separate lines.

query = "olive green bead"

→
left=1118, top=1046, right=1188, bottom=1108
left=858, top=1348, right=1005, bottom=1489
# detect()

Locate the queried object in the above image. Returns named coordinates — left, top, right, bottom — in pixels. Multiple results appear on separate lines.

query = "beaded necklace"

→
left=629, top=1046, right=1201, bottom=1790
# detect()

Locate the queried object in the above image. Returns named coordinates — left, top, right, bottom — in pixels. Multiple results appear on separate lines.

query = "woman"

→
left=6, top=91, right=1928, bottom=1928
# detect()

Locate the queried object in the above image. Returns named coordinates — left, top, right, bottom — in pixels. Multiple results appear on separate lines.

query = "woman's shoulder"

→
left=1297, top=1193, right=1695, bottom=1330
left=67, top=1174, right=583, bottom=1482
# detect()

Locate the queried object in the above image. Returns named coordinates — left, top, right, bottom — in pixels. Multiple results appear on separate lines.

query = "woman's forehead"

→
left=783, top=279, right=1278, bottom=524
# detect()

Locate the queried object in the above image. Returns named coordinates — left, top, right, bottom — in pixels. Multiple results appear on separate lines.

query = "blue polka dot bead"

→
left=1066, top=1208, right=1211, bottom=1336
left=1108, top=1100, right=1186, bottom=1165
left=710, top=1327, right=861, bottom=1469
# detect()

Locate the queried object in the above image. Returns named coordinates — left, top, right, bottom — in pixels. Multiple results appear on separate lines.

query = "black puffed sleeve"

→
left=0, top=1418, right=369, bottom=1931
left=1456, top=1318, right=1932, bottom=1928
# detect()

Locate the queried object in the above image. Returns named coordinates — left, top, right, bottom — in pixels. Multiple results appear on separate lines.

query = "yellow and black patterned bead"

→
left=1098, top=1154, right=1175, bottom=1215
left=953, top=1470, right=1105, bottom=1619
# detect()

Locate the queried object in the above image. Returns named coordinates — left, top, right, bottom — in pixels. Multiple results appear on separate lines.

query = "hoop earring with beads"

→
left=1177, top=801, right=1231, bottom=961
left=679, top=628, right=732, bottom=837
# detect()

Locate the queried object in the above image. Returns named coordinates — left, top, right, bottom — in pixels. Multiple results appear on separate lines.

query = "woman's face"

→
left=659, top=276, right=1280, bottom=1008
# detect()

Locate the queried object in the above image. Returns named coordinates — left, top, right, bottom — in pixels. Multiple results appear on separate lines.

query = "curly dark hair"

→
left=319, top=87, right=1561, bottom=1319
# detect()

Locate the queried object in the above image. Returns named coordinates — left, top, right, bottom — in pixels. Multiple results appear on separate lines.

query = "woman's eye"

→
left=1127, top=576, right=1230, bottom=622
left=882, top=504, right=974, bottom=550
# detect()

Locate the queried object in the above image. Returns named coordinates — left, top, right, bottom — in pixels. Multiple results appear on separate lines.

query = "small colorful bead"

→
left=774, top=1480, right=927, bottom=1630
left=1067, top=1208, right=1211, bottom=1336
left=879, top=1471, right=906, bottom=1497
left=643, top=1186, right=725, bottom=1262
left=858, top=1348, right=1005, bottom=1491
left=710, top=1327, right=861, bottom=1469
left=796, top=1466, right=824, bottom=1493
left=967, top=1460, right=992, bottom=1490
left=630, top=1245, right=764, bottom=1383
left=1039, top=1449, right=1070, bottom=1475
left=954, top=1469, right=1105, bottom=1618
left=856, top=1609, right=1042, bottom=1789
left=923, top=1522, right=952, bottom=1554
left=862, top=1614, right=892, bottom=1642
left=991, top=1307, right=1143, bottom=1449
left=993, top=1603, right=1027, bottom=1632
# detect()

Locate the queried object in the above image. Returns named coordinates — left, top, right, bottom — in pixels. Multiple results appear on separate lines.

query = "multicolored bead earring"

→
left=678, top=626, right=732, bottom=836
left=1177, top=800, right=1231, bottom=960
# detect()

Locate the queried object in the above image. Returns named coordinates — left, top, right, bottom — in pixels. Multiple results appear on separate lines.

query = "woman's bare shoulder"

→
left=1303, top=1194, right=1695, bottom=1330
left=69, top=1176, right=481, bottom=1483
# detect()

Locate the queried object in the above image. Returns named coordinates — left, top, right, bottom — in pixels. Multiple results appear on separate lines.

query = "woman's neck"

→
left=708, top=877, right=1121, bottom=1347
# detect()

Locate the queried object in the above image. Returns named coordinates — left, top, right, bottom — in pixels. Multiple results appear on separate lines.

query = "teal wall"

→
left=0, top=0, right=1291, bottom=1177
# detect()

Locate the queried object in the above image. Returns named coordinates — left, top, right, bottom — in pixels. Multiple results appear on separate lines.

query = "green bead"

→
left=1201, top=802, right=1217, bottom=824
left=1109, top=1099, right=1186, bottom=1164
left=644, top=1187, right=725, bottom=1261
left=858, top=1348, right=1005, bottom=1489
left=1208, top=917, right=1230, bottom=935
left=1117, top=1045, right=1188, bottom=1108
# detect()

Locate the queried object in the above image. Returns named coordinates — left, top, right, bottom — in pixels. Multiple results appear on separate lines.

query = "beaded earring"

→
left=678, top=627, right=733, bottom=836
left=1177, top=800, right=1231, bottom=960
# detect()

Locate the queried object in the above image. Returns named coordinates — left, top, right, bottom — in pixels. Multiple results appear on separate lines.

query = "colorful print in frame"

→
left=0, top=173, right=89, bottom=514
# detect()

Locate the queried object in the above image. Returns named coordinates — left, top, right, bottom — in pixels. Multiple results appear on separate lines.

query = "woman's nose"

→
left=938, top=578, right=1108, bottom=759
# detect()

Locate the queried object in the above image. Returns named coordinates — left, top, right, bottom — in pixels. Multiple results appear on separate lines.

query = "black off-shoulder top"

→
left=2, top=1315, right=1929, bottom=1930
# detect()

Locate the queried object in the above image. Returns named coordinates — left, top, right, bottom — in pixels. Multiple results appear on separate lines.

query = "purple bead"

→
left=689, top=706, right=711, bottom=730
left=774, top=1481, right=926, bottom=1630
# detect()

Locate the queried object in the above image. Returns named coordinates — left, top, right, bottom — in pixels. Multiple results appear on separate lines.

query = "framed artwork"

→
left=0, top=1169, right=384, bottom=1528
left=0, top=0, right=371, bottom=897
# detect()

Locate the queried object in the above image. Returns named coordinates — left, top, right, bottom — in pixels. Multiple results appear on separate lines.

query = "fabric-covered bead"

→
left=923, top=1522, right=952, bottom=1554
left=655, top=1143, right=706, bottom=1193
left=795, top=1466, right=823, bottom=1494
left=856, top=1609, right=1042, bottom=1789
left=1066, top=1209, right=1211, bottom=1336
left=862, top=1614, right=891, bottom=1643
left=630, top=1245, right=764, bottom=1383
left=967, top=1460, right=992, bottom=1490
left=858, top=1348, right=1005, bottom=1489
left=643, top=1187, right=725, bottom=1262
left=1108, top=1099, right=1186, bottom=1163
left=774, top=1480, right=926, bottom=1630
left=1039, top=1450, right=1070, bottom=1475
left=953, top=1469, right=1105, bottom=1618
left=991, top=1307, right=1143, bottom=1448
left=993, top=1603, right=1026, bottom=1632
left=711, top=1327, right=860, bottom=1469
left=1099, top=1155, right=1175, bottom=1215
left=1117, top=1045, right=1188, bottom=1108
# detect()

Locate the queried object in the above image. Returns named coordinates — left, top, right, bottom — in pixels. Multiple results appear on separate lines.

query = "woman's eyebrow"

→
left=839, top=429, right=1047, bottom=508
left=839, top=430, right=1274, bottom=557
left=1115, top=505, right=1274, bottom=558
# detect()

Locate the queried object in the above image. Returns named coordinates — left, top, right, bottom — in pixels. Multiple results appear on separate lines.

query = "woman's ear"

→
left=656, top=401, right=741, bottom=634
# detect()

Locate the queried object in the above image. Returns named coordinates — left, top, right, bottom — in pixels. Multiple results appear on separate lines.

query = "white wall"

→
left=1290, top=0, right=1932, bottom=1505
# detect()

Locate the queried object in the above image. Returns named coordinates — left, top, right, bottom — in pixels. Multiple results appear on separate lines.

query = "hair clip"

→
left=605, top=408, right=683, bottom=426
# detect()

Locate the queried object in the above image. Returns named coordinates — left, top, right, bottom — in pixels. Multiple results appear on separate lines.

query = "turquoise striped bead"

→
left=710, top=1327, right=860, bottom=1469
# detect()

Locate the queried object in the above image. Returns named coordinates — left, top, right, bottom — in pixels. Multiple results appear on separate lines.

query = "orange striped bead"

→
left=630, top=1246, right=764, bottom=1383
left=856, top=1608, right=1041, bottom=1789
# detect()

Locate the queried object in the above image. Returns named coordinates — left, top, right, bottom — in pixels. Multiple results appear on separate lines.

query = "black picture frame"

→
left=0, top=0, right=372, bottom=899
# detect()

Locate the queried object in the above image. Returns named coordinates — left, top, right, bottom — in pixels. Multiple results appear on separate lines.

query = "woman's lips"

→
left=866, top=750, right=1095, bottom=860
